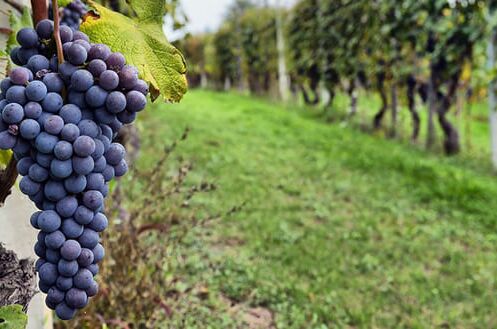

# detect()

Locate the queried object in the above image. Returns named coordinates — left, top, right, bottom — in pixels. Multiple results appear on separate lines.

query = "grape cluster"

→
left=49, top=0, right=88, bottom=30
left=1, top=19, right=148, bottom=320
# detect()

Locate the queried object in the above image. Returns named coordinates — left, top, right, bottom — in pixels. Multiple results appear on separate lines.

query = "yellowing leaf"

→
left=81, top=2, right=187, bottom=102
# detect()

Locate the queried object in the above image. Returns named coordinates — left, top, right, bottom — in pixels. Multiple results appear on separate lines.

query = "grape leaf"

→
left=126, top=0, right=168, bottom=23
left=80, top=2, right=187, bottom=102
left=0, top=305, right=27, bottom=329
left=59, top=0, right=73, bottom=6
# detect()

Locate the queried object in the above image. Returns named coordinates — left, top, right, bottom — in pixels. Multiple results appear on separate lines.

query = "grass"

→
left=137, top=90, right=497, bottom=328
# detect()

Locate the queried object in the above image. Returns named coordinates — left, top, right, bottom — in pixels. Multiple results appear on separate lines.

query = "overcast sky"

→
left=165, top=0, right=296, bottom=40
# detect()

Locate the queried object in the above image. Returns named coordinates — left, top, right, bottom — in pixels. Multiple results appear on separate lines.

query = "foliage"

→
left=0, top=305, right=27, bottom=329
left=212, top=24, right=239, bottom=87
left=81, top=1, right=187, bottom=102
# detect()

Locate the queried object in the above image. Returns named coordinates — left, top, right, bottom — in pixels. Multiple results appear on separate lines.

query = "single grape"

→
left=92, top=139, right=105, bottom=159
left=126, top=90, right=147, bottom=112
left=105, top=52, right=126, bottom=71
left=118, top=65, right=138, bottom=89
left=59, top=25, right=74, bottom=43
left=2, top=103, right=24, bottom=124
left=27, top=55, right=50, bottom=74
left=36, top=19, right=54, bottom=39
left=105, top=143, right=125, bottom=165
left=61, top=218, right=84, bottom=239
left=117, top=110, right=137, bottom=124
left=82, top=190, right=103, bottom=210
left=38, top=262, right=58, bottom=285
left=17, top=28, right=39, bottom=48
left=71, top=69, right=94, bottom=92
left=35, top=132, right=59, bottom=154
left=24, top=102, right=43, bottom=119
left=77, top=119, right=99, bottom=138
left=74, top=269, right=93, bottom=290
left=56, top=196, right=78, bottom=218
left=86, top=173, right=104, bottom=191
left=85, top=86, right=107, bottom=108
left=133, top=79, right=149, bottom=95
left=102, top=165, right=115, bottom=182
left=37, top=210, right=61, bottom=233
left=56, top=276, right=73, bottom=292
left=19, top=176, right=41, bottom=196
left=67, top=44, right=87, bottom=65
left=60, top=124, right=80, bottom=143
left=44, top=180, right=67, bottom=201
left=92, top=243, right=105, bottom=262
left=10, top=67, right=31, bottom=85
left=10, top=47, right=22, bottom=66
left=28, top=163, right=49, bottom=182
left=20, top=119, right=41, bottom=140
left=93, top=156, right=106, bottom=173
left=88, top=212, right=109, bottom=232
left=72, top=155, right=94, bottom=175
left=74, top=205, right=94, bottom=225
left=16, top=157, right=33, bottom=176
left=86, top=281, right=98, bottom=297
left=43, top=73, right=64, bottom=93
left=59, top=259, right=80, bottom=278
left=78, top=228, right=99, bottom=249
left=88, top=44, right=111, bottom=61
left=77, top=248, right=94, bottom=267
left=114, top=159, right=128, bottom=177
left=47, top=287, right=65, bottom=305
left=34, top=241, right=46, bottom=258
left=0, top=78, right=11, bottom=94
left=45, top=230, right=66, bottom=249
left=54, top=141, right=74, bottom=160
left=60, top=240, right=82, bottom=260
left=42, top=92, right=63, bottom=113
left=74, top=136, right=95, bottom=157
left=99, top=70, right=119, bottom=91
left=87, top=59, right=107, bottom=78
left=6, top=86, right=27, bottom=105
left=50, top=159, right=73, bottom=178
left=106, top=91, right=126, bottom=114
left=65, top=288, right=88, bottom=309
left=55, top=303, right=76, bottom=321
left=64, top=174, right=87, bottom=194
left=44, top=115, right=64, bottom=134
left=26, top=81, right=48, bottom=102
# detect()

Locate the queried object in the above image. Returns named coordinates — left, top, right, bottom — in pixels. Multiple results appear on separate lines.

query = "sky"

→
left=164, top=0, right=296, bottom=40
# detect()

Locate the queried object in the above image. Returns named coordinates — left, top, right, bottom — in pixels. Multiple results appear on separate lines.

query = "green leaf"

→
left=0, top=305, right=27, bottom=329
left=126, top=0, right=167, bottom=24
left=81, top=2, right=187, bottom=102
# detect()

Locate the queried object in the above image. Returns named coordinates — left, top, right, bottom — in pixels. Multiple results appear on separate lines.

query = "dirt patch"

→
left=220, top=295, right=276, bottom=329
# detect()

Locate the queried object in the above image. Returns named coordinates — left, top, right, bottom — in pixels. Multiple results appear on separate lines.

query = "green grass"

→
left=138, top=90, right=497, bottom=328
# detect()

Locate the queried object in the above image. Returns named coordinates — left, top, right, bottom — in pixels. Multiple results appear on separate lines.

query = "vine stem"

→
left=52, top=0, right=65, bottom=65
left=30, top=0, right=48, bottom=26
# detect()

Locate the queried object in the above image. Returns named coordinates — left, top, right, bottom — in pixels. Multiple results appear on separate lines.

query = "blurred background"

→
left=51, top=0, right=497, bottom=328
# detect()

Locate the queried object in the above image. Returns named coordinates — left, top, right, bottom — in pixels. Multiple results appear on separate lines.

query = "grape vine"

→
left=1, top=2, right=149, bottom=320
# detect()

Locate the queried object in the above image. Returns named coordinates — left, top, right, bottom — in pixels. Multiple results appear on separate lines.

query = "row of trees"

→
left=176, top=0, right=497, bottom=163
